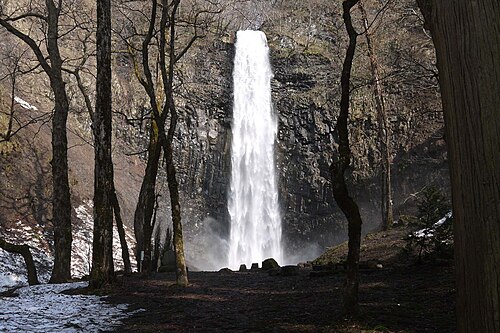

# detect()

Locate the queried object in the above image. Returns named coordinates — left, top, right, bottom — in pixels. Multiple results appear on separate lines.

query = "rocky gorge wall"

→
left=153, top=28, right=449, bottom=267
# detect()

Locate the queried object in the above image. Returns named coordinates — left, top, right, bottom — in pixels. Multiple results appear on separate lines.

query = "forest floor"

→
left=101, top=226, right=456, bottom=333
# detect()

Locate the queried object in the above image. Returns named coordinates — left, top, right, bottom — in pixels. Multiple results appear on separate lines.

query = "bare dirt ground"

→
left=102, top=227, right=456, bottom=333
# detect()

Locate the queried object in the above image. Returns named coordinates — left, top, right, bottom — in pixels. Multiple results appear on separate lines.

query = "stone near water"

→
left=251, top=263, right=259, bottom=270
left=239, top=264, right=247, bottom=272
left=219, top=268, right=232, bottom=273
left=262, top=258, right=280, bottom=271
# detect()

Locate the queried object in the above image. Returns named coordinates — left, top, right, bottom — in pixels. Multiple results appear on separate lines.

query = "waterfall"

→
left=228, top=30, right=282, bottom=269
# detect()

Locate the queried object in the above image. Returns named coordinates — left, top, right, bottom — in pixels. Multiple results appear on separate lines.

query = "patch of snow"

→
left=14, top=96, right=38, bottom=111
left=0, top=282, right=140, bottom=332
left=0, top=200, right=136, bottom=292
left=413, top=211, right=453, bottom=239
left=0, top=220, right=53, bottom=292
left=72, top=200, right=137, bottom=278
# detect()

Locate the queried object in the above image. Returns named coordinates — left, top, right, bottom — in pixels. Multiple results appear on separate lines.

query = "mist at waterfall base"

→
left=186, top=217, right=229, bottom=272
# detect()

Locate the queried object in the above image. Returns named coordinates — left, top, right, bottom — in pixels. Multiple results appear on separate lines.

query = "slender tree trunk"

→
left=90, top=0, right=115, bottom=288
left=5, top=67, right=16, bottom=140
left=330, top=0, right=363, bottom=316
left=133, top=122, right=161, bottom=273
left=112, top=191, right=132, bottom=274
left=417, top=1, right=500, bottom=332
left=359, top=3, right=393, bottom=230
left=162, top=111, right=188, bottom=286
left=0, top=238, right=39, bottom=285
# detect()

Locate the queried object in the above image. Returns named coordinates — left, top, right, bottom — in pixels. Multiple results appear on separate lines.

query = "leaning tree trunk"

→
left=0, top=238, right=39, bottom=285
left=90, top=0, right=115, bottom=288
left=359, top=3, right=393, bottom=230
left=112, top=191, right=132, bottom=274
left=417, top=1, right=500, bottom=332
left=330, top=0, right=363, bottom=316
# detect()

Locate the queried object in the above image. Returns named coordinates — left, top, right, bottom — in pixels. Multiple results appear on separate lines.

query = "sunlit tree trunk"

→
left=417, top=1, right=500, bottom=331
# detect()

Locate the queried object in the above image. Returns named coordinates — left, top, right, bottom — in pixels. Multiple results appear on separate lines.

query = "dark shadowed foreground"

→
left=102, top=245, right=455, bottom=332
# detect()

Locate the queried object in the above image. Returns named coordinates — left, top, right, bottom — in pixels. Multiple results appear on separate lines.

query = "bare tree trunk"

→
left=46, top=0, right=72, bottom=283
left=133, top=123, right=161, bottom=273
left=330, top=0, right=363, bottom=316
left=359, top=3, right=393, bottom=230
left=112, top=191, right=132, bottom=275
left=90, top=0, right=115, bottom=288
left=0, top=238, right=39, bottom=285
left=417, top=1, right=500, bottom=331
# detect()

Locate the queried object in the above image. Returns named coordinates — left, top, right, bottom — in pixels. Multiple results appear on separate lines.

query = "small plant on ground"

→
left=405, top=186, right=453, bottom=262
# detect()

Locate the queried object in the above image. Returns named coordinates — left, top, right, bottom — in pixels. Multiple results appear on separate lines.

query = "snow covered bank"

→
left=0, top=199, right=136, bottom=292
left=0, top=282, right=139, bottom=332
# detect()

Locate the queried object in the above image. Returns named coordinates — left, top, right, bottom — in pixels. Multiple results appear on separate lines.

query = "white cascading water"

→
left=228, top=30, right=282, bottom=269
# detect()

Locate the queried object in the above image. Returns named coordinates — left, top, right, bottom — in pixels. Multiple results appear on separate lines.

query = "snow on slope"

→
left=0, top=200, right=136, bottom=292
left=72, top=200, right=137, bottom=277
left=0, top=282, right=141, bottom=332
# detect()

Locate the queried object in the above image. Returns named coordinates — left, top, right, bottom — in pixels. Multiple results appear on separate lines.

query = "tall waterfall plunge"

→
left=228, top=30, right=283, bottom=269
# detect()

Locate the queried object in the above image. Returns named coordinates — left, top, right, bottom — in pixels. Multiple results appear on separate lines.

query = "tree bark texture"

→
left=0, top=238, right=39, bottom=285
left=112, top=191, right=132, bottom=274
left=330, top=0, right=363, bottom=316
left=90, top=0, right=115, bottom=288
left=417, top=1, right=500, bottom=331
left=359, top=3, right=393, bottom=230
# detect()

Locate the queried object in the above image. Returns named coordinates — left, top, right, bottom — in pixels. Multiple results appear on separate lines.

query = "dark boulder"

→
left=262, top=258, right=280, bottom=271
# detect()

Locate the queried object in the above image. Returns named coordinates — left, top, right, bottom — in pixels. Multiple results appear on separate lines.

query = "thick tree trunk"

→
left=0, top=238, right=39, bottom=285
left=133, top=123, right=161, bottom=273
left=46, top=0, right=72, bottom=283
left=359, top=3, right=393, bottom=230
left=49, top=80, right=72, bottom=283
left=417, top=1, right=500, bottom=331
left=112, top=191, right=132, bottom=274
left=90, top=0, right=115, bottom=288
left=330, top=0, right=363, bottom=316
